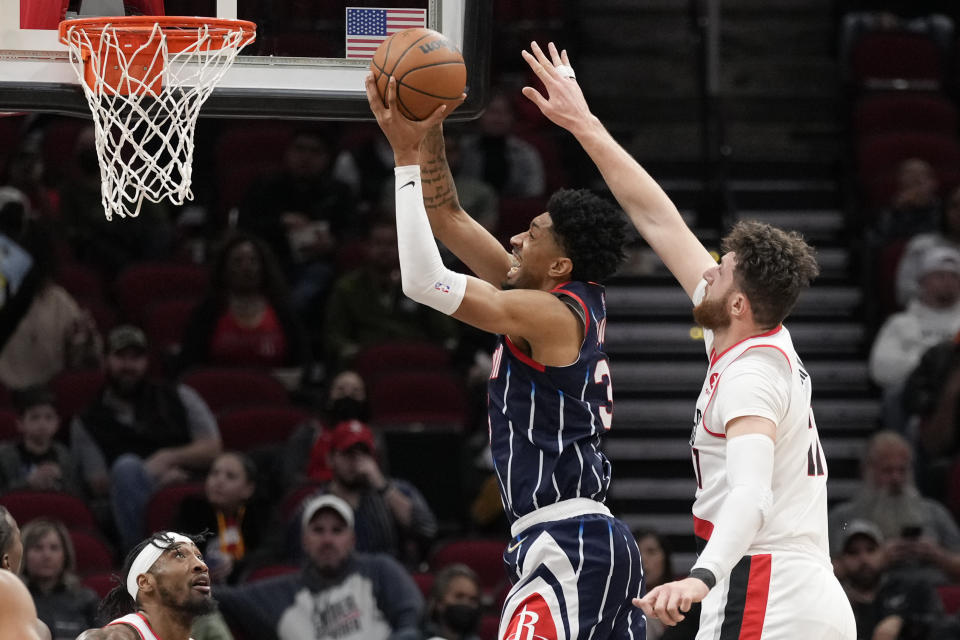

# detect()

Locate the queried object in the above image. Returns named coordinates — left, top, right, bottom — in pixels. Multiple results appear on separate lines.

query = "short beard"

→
left=157, top=585, right=217, bottom=618
left=849, top=482, right=924, bottom=541
left=692, top=292, right=732, bottom=330
left=847, top=565, right=881, bottom=592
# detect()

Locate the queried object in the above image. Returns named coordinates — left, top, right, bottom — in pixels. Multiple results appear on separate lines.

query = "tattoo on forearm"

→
left=420, top=127, right=460, bottom=212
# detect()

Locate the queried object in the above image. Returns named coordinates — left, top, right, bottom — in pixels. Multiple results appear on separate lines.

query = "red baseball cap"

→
left=329, top=420, right=376, bottom=453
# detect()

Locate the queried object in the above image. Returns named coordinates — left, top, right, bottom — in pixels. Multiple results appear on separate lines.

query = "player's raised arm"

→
left=419, top=125, right=515, bottom=286
left=521, top=41, right=715, bottom=299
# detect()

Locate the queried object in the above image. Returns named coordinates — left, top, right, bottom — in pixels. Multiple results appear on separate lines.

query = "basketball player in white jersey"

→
left=78, top=532, right=213, bottom=640
left=521, top=42, right=857, bottom=638
left=0, top=506, right=47, bottom=640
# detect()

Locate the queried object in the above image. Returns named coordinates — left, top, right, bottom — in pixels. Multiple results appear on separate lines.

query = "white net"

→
left=61, top=20, right=255, bottom=220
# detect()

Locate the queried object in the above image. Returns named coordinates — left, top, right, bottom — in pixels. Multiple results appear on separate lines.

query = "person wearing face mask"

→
left=423, top=564, right=483, bottom=640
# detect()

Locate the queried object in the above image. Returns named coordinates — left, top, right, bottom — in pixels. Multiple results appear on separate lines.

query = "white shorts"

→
left=697, top=552, right=855, bottom=640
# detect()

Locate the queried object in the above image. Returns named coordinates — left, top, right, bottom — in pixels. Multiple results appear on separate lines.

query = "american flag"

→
left=345, top=7, right=427, bottom=59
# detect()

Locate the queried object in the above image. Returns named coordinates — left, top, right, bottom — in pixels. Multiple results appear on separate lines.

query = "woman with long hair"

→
left=19, top=518, right=98, bottom=640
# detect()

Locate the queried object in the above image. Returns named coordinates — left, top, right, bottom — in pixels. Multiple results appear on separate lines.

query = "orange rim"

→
left=58, top=16, right=256, bottom=49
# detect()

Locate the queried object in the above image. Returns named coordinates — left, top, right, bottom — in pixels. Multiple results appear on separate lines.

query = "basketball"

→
left=370, top=28, right=466, bottom=121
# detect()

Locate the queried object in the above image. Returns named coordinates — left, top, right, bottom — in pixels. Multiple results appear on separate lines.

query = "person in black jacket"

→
left=178, top=232, right=309, bottom=388
left=174, top=451, right=267, bottom=584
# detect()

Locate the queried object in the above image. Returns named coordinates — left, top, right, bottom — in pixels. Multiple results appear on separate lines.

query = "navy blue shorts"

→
left=500, top=513, right=646, bottom=640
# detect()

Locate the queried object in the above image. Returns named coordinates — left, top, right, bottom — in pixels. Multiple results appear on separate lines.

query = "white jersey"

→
left=108, top=613, right=195, bottom=640
left=690, top=281, right=830, bottom=563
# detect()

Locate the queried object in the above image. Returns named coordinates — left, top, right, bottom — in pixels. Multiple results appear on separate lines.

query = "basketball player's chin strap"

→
left=394, top=165, right=467, bottom=315
left=690, top=433, right=774, bottom=590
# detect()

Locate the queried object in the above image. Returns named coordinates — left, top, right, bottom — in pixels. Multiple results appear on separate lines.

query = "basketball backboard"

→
left=0, top=0, right=491, bottom=120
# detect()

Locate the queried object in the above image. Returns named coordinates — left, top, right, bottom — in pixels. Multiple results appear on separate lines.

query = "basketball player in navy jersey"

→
left=520, top=42, right=855, bottom=639
left=366, top=76, right=645, bottom=639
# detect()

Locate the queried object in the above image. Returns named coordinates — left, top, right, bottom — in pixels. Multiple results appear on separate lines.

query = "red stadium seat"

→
left=853, top=93, right=958, bottom=138
left=939, top=584, right=960, bottom=615
left=141, top=297, right=199, bottom=368
left=0, top=491, right=96, bottom=529
left=114, top=262, right=207, bottom=325
left=82, top=570, right=118, bottom=598
left=0, top=409, right=18, bottom=442
left=143, top=482, right=204, bottom=535
left=245, top=564, right=300, bottom=583
left=495, top=197, right=548, bottom=247
left=368, top=370, right=467, bottom=429
left=217, top=406, right=311, bottom=452
left=479, top=613, right=501, bottom=640
left=181, top=368, right=289, bottom=413
left=214, top=122, right=295, bottom=217
left=353, top=340, right=452, bottom=384
left=50, top=368, right=105, bottom=423
left=850, top=31, right=943, bottom=89
left=69, top=528, right=116, bottom=575
left=56, top=263, right=107, bottom=304
left=430, top=538, right=508, bottom=594
left=411, top=571, right=435, bottom=599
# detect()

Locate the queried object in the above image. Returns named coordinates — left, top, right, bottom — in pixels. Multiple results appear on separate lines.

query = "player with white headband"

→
left=77, top=532, right=213, bottom=640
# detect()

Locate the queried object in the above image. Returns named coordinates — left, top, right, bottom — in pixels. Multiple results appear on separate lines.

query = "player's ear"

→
left=729, top=290, right=749, bottom=319
left=137, top=572, right=155, bottom=595
left=0, top=552, right=9, bottom=570
left=549, top=257, right=573, bottom=280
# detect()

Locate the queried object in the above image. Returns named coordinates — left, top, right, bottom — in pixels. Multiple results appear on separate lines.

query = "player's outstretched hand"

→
left=632, top=577, right=710, bottom=626
left=365, top=74, right=465, bottom=165
left=521, top=41, right=593, bottom=136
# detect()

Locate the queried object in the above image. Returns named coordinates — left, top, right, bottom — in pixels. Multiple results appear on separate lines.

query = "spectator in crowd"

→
left=456, top=88, right=546, bottom=197
left=871, top=158, right=942, bottom=245
left=868, top=245, right=960, bottom=429
left=216, top=494, right=423, bottom=640
left=0, top=188, right=101, bottom=390
left=237, top=128, right=357, bottom=313
left=281, top=369, right=369, bottom=489
left=302, top=420, right=438, bottom=565
left=71, top=325, right=222, bottom=550
left=323, top=217, right=458, bottom=370
left=897, top=184, right=960, bottom=307
left=19, top=518, right=98, bottom=640
left=2, top=131, right=58, bottom=221
left=332, top=128, right=395, bottom=210
left=834, top=519, right=944, bottom=640
left=0, top=385, right=79, bottom=495
left=828, top=431, right=960, bottom=586
left=60, top=125, right=173, bottom=273
left=634, top=529, right=698, bottom=640
left=178, top=232, right=309, bottom=387
left=174, top=451, right=267, bottom=584
left=422, top=564, right=482, bottom=640
left=904, top=327, right=960, bottom=501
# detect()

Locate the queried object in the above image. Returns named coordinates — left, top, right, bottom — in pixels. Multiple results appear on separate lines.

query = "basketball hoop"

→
left=59, top=17, right=256, bottom=220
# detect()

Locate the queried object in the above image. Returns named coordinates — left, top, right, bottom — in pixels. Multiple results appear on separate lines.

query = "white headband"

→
left=126, top=533, right=195, bottom=600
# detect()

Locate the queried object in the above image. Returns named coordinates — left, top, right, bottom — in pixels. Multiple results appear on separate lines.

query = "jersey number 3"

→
left=594, top=358, right=612, bottom=430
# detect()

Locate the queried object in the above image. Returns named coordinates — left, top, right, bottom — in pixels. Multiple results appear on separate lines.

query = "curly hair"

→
left=721, top=220, right=820, bottom=328
left=207, top=231, right=292, bottom=309
left=97, top=531, right=206, bottom=625
left=547, top=189, right=629, bottom=284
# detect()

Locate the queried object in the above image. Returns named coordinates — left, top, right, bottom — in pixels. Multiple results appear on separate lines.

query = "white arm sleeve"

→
left=692, top=433, right=775, bottom=582
left=394, top=165, right=467, bottom=315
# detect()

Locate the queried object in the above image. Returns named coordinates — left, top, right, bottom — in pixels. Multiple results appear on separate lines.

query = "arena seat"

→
left=850, top=31, right=943, bottom=89
left=69, top=528, right=116, bottom=575
left=82, top=570, right=117, bottom=598
left=143, top=482, right=204, bottom=535
left=368, top=370, right=467, bottom=430
left=411, top=571, right=435, bottom=599
left=853, top=93, right=958, bottom=138
left=56, top=262, right=107, bottom=304
left=479, top=613, right=501, bottom=640
left=353, top=340, right=451, bottom=384
left=141, top=297, right=200, bottom=372
left=857, top=131, right=960, bottom=207
left=0, top=490, right=96, bottom=529
left=114, top=262, right=207, bottom=325
left=180, top=368, right=289, bottom=413
left=245, top=564, right=300, bottom=583
left=938, top=584, right=960, bottom=615
left=429, top=538, right=508, bottom=595
left=495, top=196, right=548, bottom=247
left=51, top=368, right=105, bottom=423
left=0, top=409, right=18, bottom=442
left=217, top=405, right=311, bottom=452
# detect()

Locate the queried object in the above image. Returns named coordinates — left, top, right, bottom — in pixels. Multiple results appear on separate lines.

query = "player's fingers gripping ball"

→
left=369, top=27, right=466, bottom=121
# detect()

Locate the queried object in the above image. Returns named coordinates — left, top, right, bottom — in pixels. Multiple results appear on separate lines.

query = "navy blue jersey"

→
left=487, top=281, right=614, bottom=523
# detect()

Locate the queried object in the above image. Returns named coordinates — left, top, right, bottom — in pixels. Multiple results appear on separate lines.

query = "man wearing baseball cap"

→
left=318, top=420, right=437, bottom=565
left=71, top=324, right=222, bottom=550
left=215, top=493, right=424, bottom=640
left=835, top=519, right=945, bottom=639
